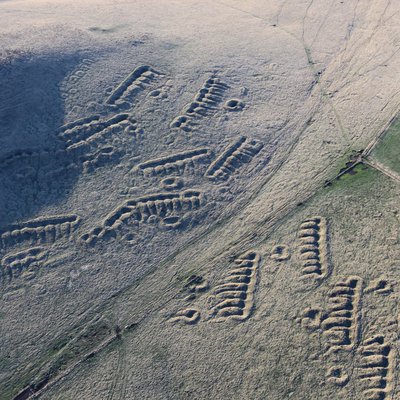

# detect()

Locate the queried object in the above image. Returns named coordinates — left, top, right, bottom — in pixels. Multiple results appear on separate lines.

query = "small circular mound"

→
left=149, top=89, right=161, bottom=97
left=270, top=245, right=290, bottom=261
left=124, top=233, right=135, bottom=241
left=162, top=216, right=182, bottom=229
left=224, top=98, right=245, bottom=111
left=148, top=215, right=159, bottom=224
left=161, top=176, right=183, bottom=190
left=170, top=115, right=189, bottom=128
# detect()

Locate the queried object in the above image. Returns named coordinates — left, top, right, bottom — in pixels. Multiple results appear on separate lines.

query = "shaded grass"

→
left=330, top=163, right=378, bottom=190
left=371, top=117, right=400, bottom=174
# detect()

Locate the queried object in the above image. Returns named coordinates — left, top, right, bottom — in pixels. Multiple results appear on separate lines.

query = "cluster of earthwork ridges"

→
left=80, top=145, right=121, bottom=174
left=80, top=190, right=202, bottom=245
left=297, top=306, right=323, bottom=331
left=204, top=136, right=263, bottom=182
left=365, top=277, right=393, bottom=295
left=321, top=276, right=363, bottom=354
left=208, top=250, right=261, bottom=322
left=181, top=275, right=209, bottom=301
left=58, top=113, right=138, bottom=150
left=356, top=335, right=395, bottom=400
left=0, top=148, right=67, bottom=170
left=38, top=146, right=121, bottom=179
left=170, top=77, right=228, bottom=132
left=39, top=162, right=80, bottom=182
left=106, top=65, right=163, bottom=105
left=3, top=145, right=130, bottom=181
left=1, top=247, right=48, bottom=282
left=298, top=216, right=329, bottom=280
left=135, top=147, right=212, bottom=177
left=168, top=308, right=200, bottom=325
left=165, top=275, right=210, bottom=326
left=59, top=58, right=94, bottom=99
left=147, top=80, right=171, bottom=100
left=59, top=115, right=101, bottom=132
left=0, top=214, right=81, bottom=249
left=122, top=116, right=143, bottom=139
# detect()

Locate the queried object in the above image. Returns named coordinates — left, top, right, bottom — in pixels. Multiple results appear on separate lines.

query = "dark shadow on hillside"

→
left=0, top=52, right=86, bottom=225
